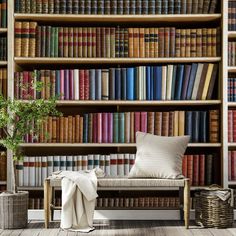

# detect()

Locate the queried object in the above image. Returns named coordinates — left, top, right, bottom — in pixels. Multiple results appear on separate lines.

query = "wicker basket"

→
left=0, top=191, right=28, bottom=229
left=195, top=186, right=234, bottom=228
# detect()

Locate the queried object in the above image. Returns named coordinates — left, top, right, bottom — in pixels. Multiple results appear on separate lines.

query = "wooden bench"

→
left=44, top=177, right=190, bottom=229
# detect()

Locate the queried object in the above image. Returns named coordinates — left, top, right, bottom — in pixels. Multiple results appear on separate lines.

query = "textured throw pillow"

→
left=128, top=132, right=190, bottom=179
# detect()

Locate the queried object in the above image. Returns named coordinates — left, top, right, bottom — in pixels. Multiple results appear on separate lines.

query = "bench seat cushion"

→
left=49, top=177, right=186, bottom=188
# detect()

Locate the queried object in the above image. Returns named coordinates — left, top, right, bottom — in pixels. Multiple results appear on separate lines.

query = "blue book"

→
left=126, top=68, right=135, bottom=100
left=83, top=114, right=89, bottom=143
left=64, top=70, right=70, bottom=100
left=121, top=68, right=127, bottom=100
left=55, top=70, right=60, bottom=98
left=192, top=111, right=200, bottom=143
left=109, top=68, right=115, bottom=100
left=89, top=69, right=96, bottom=100
left=150, top=67, right=154, bottom=100
left=185, top=111, right=192, bottom=143
left=95, top=69, right=102, bottom=100
left=174, top=65, right=185, bottom=100
left=154, top=66, right=162, bottom=100
left=186, top=63, right=198, bottom=100
left=171, top=65, right=177, bottom=100
left=146, top=66, right=151, bottom=100
left=115, top=68, right=121, bottom=100
left=200, top=111, right=207, bottom=143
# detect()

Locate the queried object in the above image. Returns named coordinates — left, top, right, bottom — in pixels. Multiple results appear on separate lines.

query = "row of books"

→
left=29, top=198, right=61, bottom=210
left=0, top=68, right=7, bottom=98
left=24, top=110, right=219, bottom=144
left=0, top=0, right=6, bottom=28
left=15, top=0, right=218, bottom=15
left=14, top=23, right=220, bottom=58
left=17, top=153, right=216, bottom=187
left=0, top=152, right=6, bottom=181
left=96, top=197, right=180, bottom=208
left=0, top=36, right=7, bottom=60
left=228, top=0, right=236, bottom=31
left=228, top=110, right=236, bottom=142
left=14, top=63, right=218, bottom=101
left=228, top=42, right=236, bottom=66
left=17, top=154, right=136, bottom=186
left=228, top=151, right=236, bottom=181
left=182, top=154, right=215, bottom=186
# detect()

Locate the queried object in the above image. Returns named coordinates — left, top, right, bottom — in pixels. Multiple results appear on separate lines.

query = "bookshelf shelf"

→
left=19, top=100, right=222, bottom=106
left=228, top=66, right=236, bottom=72
left=0, top=61, right=7, bottom=66
left=228, top=143, right=236, bottom=147
left=0, top=28, right=7, bottom=33
left=19, top=143, right=222, bottom=148
left=228, top=102, right=236, bottom=107
left=0, top=181, right=6, bottom=185
left=14, top=13, right=222, bottom=23
left=228, top=31, right=236, bottom=38
left=14, top=57, right=222, bottom=65
left=228, top=181, right=236, bottom=185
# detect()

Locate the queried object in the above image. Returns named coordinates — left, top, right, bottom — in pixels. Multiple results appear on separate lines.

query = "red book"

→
left=79, top=70, right=85, bottom=100
left=193, top=155, right=199, bottom=186
left=134, top=112, right=141, bottom=142
left=28, top=72, right=34, bottom=99
left=182, top=155, right=187, bottom=177
left=228, top=110, right=233, bottom=143
left=102, top=113, right=108, bottom=143
left=199, top=154, right=205, bottom=186
left=84, top=70, right=89, bottom=100
left=97, top=113, right=102, bottom=143
left=60, top=70, right=65, bottom=100
left=93, top=113, right=97, bottom=143
left=233, top=151, right=236, bottom=181
left=69, top=70, right=74, bottom=100
left=23, top=71, right=29, bottom=100
left=233, top=110, right=236, bottom=142
left=187, top=155, right=193, bottom=186
left=140, top=112, right=147, bottom=133
left=108, top=113, right=113, bottom=143
left=228, top=151, right=232, bottom=181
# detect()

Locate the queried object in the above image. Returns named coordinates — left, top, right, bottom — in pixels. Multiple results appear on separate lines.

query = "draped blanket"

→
left=53, top=169, right=104, bottom=232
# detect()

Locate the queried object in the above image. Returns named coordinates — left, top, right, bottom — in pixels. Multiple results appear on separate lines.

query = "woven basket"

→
left=195, top=186, right=234, bottom=228
left=0, top=191, right=28, bottom=229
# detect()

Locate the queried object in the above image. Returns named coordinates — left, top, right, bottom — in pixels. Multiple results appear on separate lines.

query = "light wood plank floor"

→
left=1, top=221, right=236, bottom=236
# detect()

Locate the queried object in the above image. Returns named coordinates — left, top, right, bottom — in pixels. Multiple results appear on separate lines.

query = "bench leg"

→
left=51, top=187, right=54, bottom=222
left=184, top=179, right=190, bottom=229
left=179, top=187, right=184, bottom=221
left=44, top=179, right=50, bottom=228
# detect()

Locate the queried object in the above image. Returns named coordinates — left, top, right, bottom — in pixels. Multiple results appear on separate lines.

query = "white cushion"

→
left=128, top=132, right=190, bottom=179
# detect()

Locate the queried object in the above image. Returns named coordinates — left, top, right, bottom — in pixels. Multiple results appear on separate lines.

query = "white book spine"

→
left=88, top=154, right=94, bottom=170
left=117, top=154, right=124, bottom=176
left=94, top=154, right=100, bottom=168
left=110, top=154, right=117, bottom=177
left=82, top=155, right=88, bottom=170
left=73, top=156, right=77, bottom=171
left=47, top=156, right=53, bottom=177
left=67, top=155, right=73, bottom=171
left=29, top=157, right=35, bottom=187
left=105, top=155, right=110, bottom=176
left=38, top=156, right=42, bottom=187
left=74, top=69, right=79, bottom=100
left=18, top=160, right=24, bottom=187
left=166, top=65, right=173, bottom=100
left=61, top=156, right=67, bottom=171
left=78, top=155, right=83, bottom=171
left=129, top=154, right=136, bottom=171
left=162, top=66, right=167, bottom=100
left=54, top=156, right=60, bottom=172
left=100, top=155, right=105, bottom=172
left=191, top=63, right=204, bottom=100
left=124, top=154, right=130, bottom=176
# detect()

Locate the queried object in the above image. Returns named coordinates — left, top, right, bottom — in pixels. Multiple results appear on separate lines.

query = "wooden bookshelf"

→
left=6, top=0, right=227, bottom=218
left=19, top=100, right=222, bottom=106
left=14, top=13, right=222, bottom=23
left=0, top=61, right=7, bottom=66
left=228, top=31, right=236, bottom=38
left=14, top=57, right=222, bottom=65
left=0, top=28, right=7, bottom=33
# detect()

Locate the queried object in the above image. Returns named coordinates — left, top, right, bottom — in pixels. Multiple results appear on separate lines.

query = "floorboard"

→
left=1, top=221, right=236, bottom=236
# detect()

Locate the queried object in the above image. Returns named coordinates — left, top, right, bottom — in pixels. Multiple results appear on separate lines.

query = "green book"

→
left=113, top=113, right=119, bottom=143
left=54, top=27, right=59, bottom=57
left=119, top=113, right=125, bottom=143
left=50, top=27, right=55, bottom=57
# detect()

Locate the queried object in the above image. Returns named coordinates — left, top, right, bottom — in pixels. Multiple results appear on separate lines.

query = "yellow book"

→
left=178, top=111, right=185, bottom=136
left=161, top=66, right=167, bottom=100
left=201, top=63, right=214, bottom=100
left=174, top=111, right=179, bottom=136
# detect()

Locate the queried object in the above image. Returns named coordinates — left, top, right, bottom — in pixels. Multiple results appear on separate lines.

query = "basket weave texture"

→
left=195, top=187, right=234, bottom=228
left=0, top=191, right=28, bottom=229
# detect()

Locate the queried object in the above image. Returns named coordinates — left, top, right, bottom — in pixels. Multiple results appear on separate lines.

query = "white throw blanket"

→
left=52, top=169, right=104, bottom=232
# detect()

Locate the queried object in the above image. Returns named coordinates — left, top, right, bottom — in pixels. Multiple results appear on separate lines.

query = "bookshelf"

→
left=5, top=0, right=229, bottom=218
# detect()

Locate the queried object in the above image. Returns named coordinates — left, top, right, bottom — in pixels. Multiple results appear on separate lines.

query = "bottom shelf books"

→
left=228, top=151, right=236, bottom=181
left=17, top=153, right=219, bottom=187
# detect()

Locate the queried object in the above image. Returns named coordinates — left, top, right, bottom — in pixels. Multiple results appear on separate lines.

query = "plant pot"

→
left=0, top=191, right=28, bottom=229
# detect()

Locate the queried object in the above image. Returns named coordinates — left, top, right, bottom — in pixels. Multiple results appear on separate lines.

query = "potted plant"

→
left=0, top=81, right=60, bottom=229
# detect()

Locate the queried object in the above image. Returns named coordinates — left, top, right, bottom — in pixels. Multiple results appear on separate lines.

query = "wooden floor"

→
left=1, top=221, right=236, bottom=236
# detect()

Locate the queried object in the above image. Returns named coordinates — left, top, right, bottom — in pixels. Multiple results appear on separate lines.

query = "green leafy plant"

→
left=0, top=81, right=61, bottom=193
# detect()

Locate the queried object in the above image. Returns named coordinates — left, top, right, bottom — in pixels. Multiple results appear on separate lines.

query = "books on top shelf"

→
left=16, top=153, right=216, bottom=187
left=24, top=110, right=220, bottom=144
left=14, top=0, right=218, bottom=15
left=0, top=0, right=7, bottom=28
left=14, top=63, right=218, bottom=101
left=14, top=22, right=220, bottom=58
left=0, top=35, right=7, bottom=60
left=228, top=0, right=236, bottom=31
left=228, top=110, right=236, bottom=142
